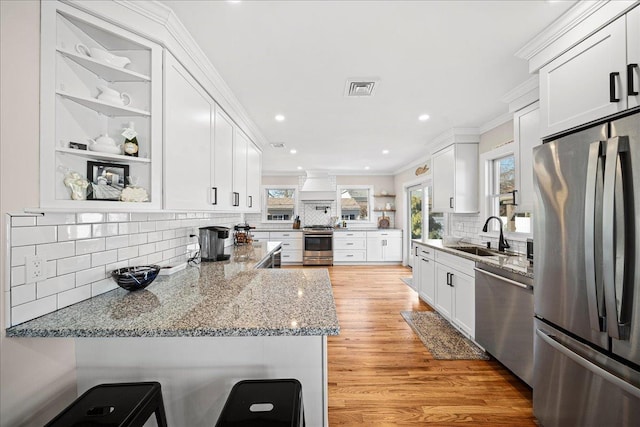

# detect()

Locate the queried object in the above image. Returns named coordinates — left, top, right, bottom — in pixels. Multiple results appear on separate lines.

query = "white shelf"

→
left=56, top=90, right=151, bottom=117
left=57, top=47, right=151, bottom=82
left=56, top=147, right=151, bottom=163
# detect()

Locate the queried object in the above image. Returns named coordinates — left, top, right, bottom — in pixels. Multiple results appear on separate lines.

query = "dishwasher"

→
left=475, top=263, right=533, bottom=387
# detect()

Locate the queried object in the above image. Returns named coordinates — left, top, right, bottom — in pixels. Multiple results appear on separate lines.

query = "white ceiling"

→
left=161, top=0, right=575, bottom=175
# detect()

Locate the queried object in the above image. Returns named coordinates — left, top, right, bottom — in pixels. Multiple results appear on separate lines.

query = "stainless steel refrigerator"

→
left=533, top=110, right=640, bottom=426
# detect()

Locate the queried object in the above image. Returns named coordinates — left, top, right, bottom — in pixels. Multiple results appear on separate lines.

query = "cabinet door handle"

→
left=628, top=64, right=639, bottom=96
left=211, top=187, right=218, bottom=205
left=282, top=233, right=290, bottom=236
left=609, top=72, right=620, bottom=102
left=415, top=246, right=419, bottom=256
left=446, top=272, right=454, bottom=287
left=233, top=192, right=240, bottom=206
left=248, top=195, right=253, bottom=208
left=346, top=254, right=354, bottom=257
left=422, top=258, right=429, bottom=263
left=449, top=197, right=454, bottom=209
left=346, top=243, right=354, bottom=245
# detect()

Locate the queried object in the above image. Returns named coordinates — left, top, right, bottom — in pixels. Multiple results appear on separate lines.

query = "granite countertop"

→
left=413, top=239, right=534, bottom=279
left=6, top=242, right=340, bottom=338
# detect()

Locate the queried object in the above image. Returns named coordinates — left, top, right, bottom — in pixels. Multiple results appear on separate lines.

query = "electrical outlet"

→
left=25, top=255, right=46, bottom=284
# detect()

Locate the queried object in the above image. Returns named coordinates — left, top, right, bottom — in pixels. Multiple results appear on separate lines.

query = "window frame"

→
left=261, top=185, right=298, bottom=223
left=480, top=143, right=532, bottom=239
left=336, top=185, right=374, bottom=225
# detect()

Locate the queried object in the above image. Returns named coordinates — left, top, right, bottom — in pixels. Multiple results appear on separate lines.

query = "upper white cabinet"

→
left=164, top=53, right=214, bottom=211
left=212, top=107, right=235, bottom=210
left=246, top=142, right=262, bottom=213
left=232, top=129, right=249, bottom=210
left=539, top=6, right=639, bottom=137
left=432, top=143, right=478, bottom=213
left=40, top=1, right=163, bottom=209
left=514, top=102, right=540, bottom=214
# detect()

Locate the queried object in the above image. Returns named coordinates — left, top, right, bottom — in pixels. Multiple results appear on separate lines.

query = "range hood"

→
left=299, top=171, right=336, bottom=201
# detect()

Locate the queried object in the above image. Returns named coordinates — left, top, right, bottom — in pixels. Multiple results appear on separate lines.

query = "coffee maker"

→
left=199, top=226, right=230, bottom=261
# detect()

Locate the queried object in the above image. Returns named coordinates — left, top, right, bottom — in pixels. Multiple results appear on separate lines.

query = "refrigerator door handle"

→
left=536, top=328, right=640, bottom=400
left=602, top=136, right=631, bottom=340
left=584, top=140, right=606, bottom=332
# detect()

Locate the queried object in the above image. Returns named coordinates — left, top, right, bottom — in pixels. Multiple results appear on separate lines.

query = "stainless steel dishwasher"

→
left=475, top=263, right=533, bottom=387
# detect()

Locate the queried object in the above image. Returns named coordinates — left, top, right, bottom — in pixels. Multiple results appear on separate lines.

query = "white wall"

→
left=1, top=2, right=78, bottom=426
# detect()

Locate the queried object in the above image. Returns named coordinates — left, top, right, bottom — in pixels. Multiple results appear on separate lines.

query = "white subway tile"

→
left=147, top=252, right=163, bottom=264
left=36, top=213, right=76, bottom=226
left=58, top=224, right=92, bottom=241
left=37, top=241, right=75, bottom=260
left=45, top=260, right=56, bottom=278
left=91, top=278, right=118, bottom=296
left=76, top=213, right=105, bottom=224
left=147, top=231, right=163, bottom=243
left=11, top=246, right=35, bottom=266
left=12, top=216, right=37, bottom=227
left=11, top=296, right=57, bottom=325
left=106, top=260, right=128, bottom=273
left=118, top=222, right=139, bottom=235
left=57, top=254, right=91, bottom=275
left=157, top=240, right=170, bottom=251
left=130, top=213, right=148, bottom=221
left=139, top=221, right=156, bottom=232
left=162, top=230, right=176, bottom=240
left=156, top=221, right=172, bottom=231
left=148, top=213, right=175, bottom=220
left=57, top=285, right=91, bottom=309
left=129, top=255, right=148, bottom=266
left=118, top=246, right=138, bottom=261
left=11, top=284, right=36, bottom=306
left=129, top=233, right=147, bottom=246
left=105, top=235, right=129, bottom=250
left=76, top=238, right=106, bottom=255
left=91, top=250, right=118, bottom=267
left=162, top=248, right=176, bottom=259
left=11, top=266, right=25, bottom=287
left=36, top=274, right=75, bottom=298
left=107, top=213, right=130, bottom=222
left=11, top=226, right=57, bottom=246
left=138, top=243, right=156, bottom=256
left=92, top=223, right=119, bottom=237
left=76, top=266, right=106, bottom=286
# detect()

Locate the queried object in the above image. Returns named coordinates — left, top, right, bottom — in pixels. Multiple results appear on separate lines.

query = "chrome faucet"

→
left=482, top=216, right=510, bottom=252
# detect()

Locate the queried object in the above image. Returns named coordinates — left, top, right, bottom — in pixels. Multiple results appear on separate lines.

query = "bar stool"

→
left=45, top=381, right=168, bottom=427
left=216, top=379, right=305, bottom=427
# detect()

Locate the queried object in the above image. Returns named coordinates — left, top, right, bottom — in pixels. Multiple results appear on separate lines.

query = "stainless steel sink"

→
left=449, top=246, right=517, bottom=257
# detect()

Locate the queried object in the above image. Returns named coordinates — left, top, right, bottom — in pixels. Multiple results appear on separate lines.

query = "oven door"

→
left=304, top=233, right=332, bottom=256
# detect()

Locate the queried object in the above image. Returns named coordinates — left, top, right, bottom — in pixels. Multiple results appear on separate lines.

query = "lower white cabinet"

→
left=334, top=231, right=367, bottom=263
left=434, top=250, right=476, bottom=338
left=252, top=231, right=303, bottom=263
left=366, top=230, right=402, bottom=262
left=417, top=247, right=435, bottom=306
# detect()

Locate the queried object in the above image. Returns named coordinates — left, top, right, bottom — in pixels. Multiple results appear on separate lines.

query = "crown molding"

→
left=392, top=155, right=431, bottom=176
left=501, top=76, right=539, bottom=104
left=479, top=112, right=513, bottom=135
left=67, top=0, right=268, bottom=148
left=428, top=127, right=480, bottom=155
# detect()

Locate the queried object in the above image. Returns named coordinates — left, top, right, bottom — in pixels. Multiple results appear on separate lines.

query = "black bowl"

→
left=111, top=265, right=160, bottom=291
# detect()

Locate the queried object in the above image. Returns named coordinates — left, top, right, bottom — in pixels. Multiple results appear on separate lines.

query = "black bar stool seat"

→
left=216, top=379, right=304, bottom=427
left=45, top=381, right=168, bottom=427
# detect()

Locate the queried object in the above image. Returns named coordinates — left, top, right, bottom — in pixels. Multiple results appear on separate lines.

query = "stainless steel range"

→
left=302, top=225, right=333, bottom=266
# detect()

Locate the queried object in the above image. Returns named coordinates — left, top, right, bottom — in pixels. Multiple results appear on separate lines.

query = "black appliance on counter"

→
left=302, top=225, right=333, bottom=266
left=199, top=226, right=230, bottom=261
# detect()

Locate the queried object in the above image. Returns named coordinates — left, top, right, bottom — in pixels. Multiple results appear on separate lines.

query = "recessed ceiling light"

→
left=290, top=149, right=297, bottom=154
left=275, top=114, right=285, bottom=122
left=382, top=149, right=389, bottom=154
left=297, top=166, right=303, bottom=170
left=364, top=166, right=370, bottom=170
left=418, top=114, right=430, bottom=121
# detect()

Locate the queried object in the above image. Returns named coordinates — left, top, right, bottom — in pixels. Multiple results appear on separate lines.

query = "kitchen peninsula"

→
left=6, top=242, right=339, bottom=426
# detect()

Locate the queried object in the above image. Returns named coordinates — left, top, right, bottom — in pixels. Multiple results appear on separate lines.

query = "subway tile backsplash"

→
left=6, top=211, right=242, bottom=326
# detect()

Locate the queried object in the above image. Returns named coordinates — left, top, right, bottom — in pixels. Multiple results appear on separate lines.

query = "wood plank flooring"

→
left=325, top=265, right=536, bottom=426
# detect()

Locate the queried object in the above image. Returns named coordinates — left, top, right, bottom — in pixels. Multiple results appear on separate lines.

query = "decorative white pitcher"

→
left=75, top=44, right=131, bottom=68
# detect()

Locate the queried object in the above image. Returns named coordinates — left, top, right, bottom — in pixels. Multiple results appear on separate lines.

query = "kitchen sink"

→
left=449, top=246, right=516, bottom=257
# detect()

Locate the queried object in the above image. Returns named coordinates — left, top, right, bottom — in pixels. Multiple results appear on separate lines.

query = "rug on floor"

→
left=400, top=310, right=489, bottom=360
left=400, top=277, right=413, bottom=287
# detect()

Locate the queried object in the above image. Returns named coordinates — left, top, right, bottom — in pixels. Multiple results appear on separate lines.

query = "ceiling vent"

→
left=345, top=78, right=379, bottom=97
left=269, top=142, right=286, bottom=149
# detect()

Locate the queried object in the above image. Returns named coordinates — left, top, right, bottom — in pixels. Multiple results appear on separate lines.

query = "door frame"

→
left=403, top=177, right=431, bottom=267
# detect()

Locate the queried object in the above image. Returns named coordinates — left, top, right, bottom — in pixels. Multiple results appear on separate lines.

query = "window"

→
left=482, top=146, right=531, bottom=235
left=338, top=186, right=372, bottom=222
left=263, top=186, right=297, bottom=222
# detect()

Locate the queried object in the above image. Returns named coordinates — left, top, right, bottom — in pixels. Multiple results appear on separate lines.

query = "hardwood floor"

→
left=326, top=265, right=536, bottom=426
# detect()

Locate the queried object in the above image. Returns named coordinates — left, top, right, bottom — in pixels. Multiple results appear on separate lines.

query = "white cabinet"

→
left=246, top=142, right=262, bottom=213
left=411, top=242, right=421, bottom=292
left=433, top=250, right=476, bottom=338
left=212, top=107, right=235, bottom=210
left=539, top=7, right=640, bottom=137
left=268, top=231, right=302, bottom=263
left=40, top=1, right=162, bottom=209
left=416, top=245, right=435, bottom=306
left=232, top=129, right=249, bottom=209
left=432, top=143, right=478, bottom=213
left=164, top=53, right=214, bottom=211
left=335, top=231, right=367, bottom=263
left=514, top=102, right=541, bottom=214
left=366, top=230, right=402, bottom=262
